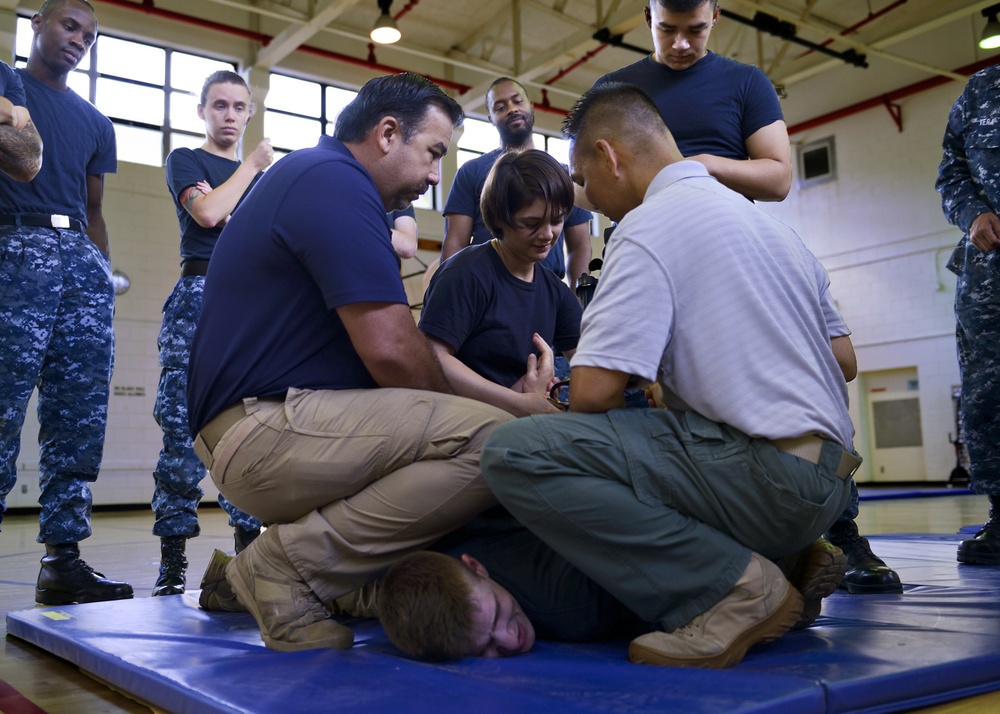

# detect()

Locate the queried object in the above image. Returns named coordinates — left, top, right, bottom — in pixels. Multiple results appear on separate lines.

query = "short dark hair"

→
left=377, top=551, right=477, bottom=662
left=38, top=0, right=96, bottom=17
left=486, top=77, right=529, bottom=108
left=200, top=70, right=250, bottom=106
left=652, top=0, right=717, bottom=11
left=480, top=149, right=575, bottom=239
left=562, top=81, right=667, bottom=148
left=334, top=73, right=464, bottom=144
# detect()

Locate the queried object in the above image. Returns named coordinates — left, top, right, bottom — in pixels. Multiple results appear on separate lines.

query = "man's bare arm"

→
left=391, top=214, right=418, bottom=259
left=563, top=221, right=593, bottom=286
left=831, top=335, right=857, bottom=383
left=337, top=301, right=454, bottom=393
left=568, top=365, right=631, bottom=413
left=0, top=97, right=41, bottom=182
left=441, top=213, right=474, bottom=262
left=688, top=120, right=792, bottom=202
left=86, top=174, right=110, bottom=256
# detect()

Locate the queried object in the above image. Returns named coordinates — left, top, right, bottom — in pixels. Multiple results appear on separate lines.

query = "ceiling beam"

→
left=735, top=0, right=967, bottom=82
left=254, top=0, right=363, bottom=69
left=776, top=0, right=999, bottom=85
left=457, top=4, right=647, bottom=112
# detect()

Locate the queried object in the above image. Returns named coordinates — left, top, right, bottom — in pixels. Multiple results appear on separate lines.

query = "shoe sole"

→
left=957, top=553, right=1000, bottom=566
left=789, top=543, right=848, bottom=628
left=628, top=587, right=804, bottom=669
left=840, top=577, right=904, bottom=594
left=226, top=547, right=354, bottom=652
left=35, top=589, right=134, bottom=606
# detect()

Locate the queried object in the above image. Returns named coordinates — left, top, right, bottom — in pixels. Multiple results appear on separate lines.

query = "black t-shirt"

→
left=431, top=507, right=646, bottom=642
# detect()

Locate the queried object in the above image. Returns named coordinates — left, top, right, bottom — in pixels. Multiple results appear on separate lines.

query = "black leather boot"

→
left=957, top=495, right=1000, bottom=565
left=825, top=519, right=903, bottom=594
left=35, top=543, right=134, bottom=605
left=234, top=525, right=261, bottom=554
left=152, top=536, right=188, bottom=596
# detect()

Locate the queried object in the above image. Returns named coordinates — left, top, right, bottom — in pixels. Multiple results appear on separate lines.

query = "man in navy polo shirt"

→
left=0, top=0, right=132, bottom=605
left=189, top=73, right=512, bottom=653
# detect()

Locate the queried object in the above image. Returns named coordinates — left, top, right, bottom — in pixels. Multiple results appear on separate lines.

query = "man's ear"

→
left=595, top=138, right=621, bottom=178
left=196, top=104, right=206, bottom=122
left=375, top=115, right=402, bottom=155
left=460, top=553, right=489, bottom=578
left=644, top=5, right=652, bottom=29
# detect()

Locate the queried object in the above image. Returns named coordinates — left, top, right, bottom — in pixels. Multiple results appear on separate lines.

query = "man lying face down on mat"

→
left=375, top=83, right=859, bottom=668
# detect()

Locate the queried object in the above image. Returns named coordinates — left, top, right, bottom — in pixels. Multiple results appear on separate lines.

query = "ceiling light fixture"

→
left=370, top=0, right=401, bottom=45
left=980, top=4, right=1000, bottom=50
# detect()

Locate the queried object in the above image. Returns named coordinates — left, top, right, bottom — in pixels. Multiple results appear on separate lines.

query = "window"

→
left=796, top=136, right=837, bottom=189
left=15, top=17, right=236, bottom=167
left=263, top=73, right=444, bottom=209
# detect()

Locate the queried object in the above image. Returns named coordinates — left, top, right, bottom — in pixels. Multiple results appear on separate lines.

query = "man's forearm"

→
left=86, top=211, right=110, bottom=256
left=0, top=122, right=42, bottom=182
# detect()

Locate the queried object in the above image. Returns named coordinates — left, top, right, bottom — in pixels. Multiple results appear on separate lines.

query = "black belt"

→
left=181, top=259, right=210, bottom=277
left=0, top=213, right=85, bottom=233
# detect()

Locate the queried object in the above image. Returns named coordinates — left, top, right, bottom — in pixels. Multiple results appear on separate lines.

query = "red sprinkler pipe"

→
left=94, top=0, right=470, bottom=93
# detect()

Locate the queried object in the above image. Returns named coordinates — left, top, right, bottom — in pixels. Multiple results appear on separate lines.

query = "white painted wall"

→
left=762, top=80, right=967, bottom=484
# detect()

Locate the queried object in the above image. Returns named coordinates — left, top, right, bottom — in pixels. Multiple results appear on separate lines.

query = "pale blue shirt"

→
left=573, top=160, right=854, bottom=449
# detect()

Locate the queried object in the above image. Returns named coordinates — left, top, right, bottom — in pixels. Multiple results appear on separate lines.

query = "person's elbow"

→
left=839, top=359, right=858, bottom=383
left=7, top=160, right=40, bottom=182
left=189, top=205, right=226, bottom=229
left=757, top=165, right=791, bottom=201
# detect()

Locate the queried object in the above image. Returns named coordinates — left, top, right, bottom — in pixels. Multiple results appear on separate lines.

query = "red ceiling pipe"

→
left=299, top=44, right=470, bottom=92
left=543, top=43, right=610, bottom=85
left=102, top=0, right=271, bottom=44
left=787, top=57, right=1000, bottom=135
left=95, top=0, right=470, bottom=93
left=393, top=0, right=421, bottom=21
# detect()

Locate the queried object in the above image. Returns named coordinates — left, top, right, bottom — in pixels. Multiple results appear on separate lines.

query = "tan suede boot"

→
left=198, top=549, right=247, bottom=612
left=778, top=537, right=847, bottom=630
left=629, top=552, right=803, bottom=669
left=226, top=527, right=354, bottom=652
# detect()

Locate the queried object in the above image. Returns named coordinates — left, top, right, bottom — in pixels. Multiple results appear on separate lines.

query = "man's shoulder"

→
left=598, top=57, right=655, bottom=84
left=967, top=65, right=1000, bottom=97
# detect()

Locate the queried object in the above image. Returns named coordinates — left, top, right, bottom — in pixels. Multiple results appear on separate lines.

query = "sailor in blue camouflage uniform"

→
left=937, top=64, right=1000, bottom=565
left=151, top=70, right=273, bottom=595
left=0, top=0, right=133, bottom=604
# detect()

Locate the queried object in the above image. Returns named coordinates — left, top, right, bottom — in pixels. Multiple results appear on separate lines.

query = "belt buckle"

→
left=51, top=214, right=71, bottom=229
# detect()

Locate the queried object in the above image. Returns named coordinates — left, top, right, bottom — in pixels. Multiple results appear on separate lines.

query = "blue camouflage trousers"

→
left=153, top=277, right=261, bottom=537
left=0, top=227, right=114, bottom=543
left=954, top=257, right=1000, bottom=495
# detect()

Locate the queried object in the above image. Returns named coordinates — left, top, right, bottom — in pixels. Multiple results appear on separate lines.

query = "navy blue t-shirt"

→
left=165, top=147, right=263, bottom=262
left=0, top=61, right=25, bottom=106
left=0, top=69, right=116, bottom=223
left=595, top=52, right=782, bottom=161
left=442, top=148, right=592, bottom=278
left=419, top=243, right=581, bottom=388
left=187, top=136, right=406, bottom=432
left=431, top=507, right=646, bottom=642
